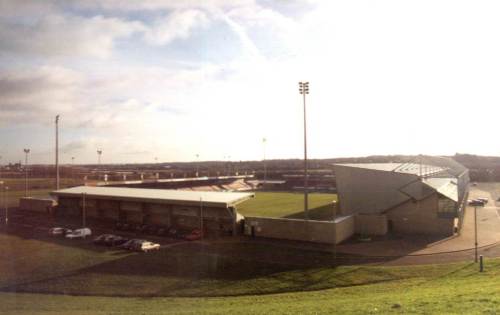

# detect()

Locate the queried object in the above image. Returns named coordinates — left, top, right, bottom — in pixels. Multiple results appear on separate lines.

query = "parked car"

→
left=105, top=235, right=129, bottom=247
left=119, top=238, right=147, bottom=250
left=93, top=234, right=115, bottom=245
left=131, top=241, right=161, bottom=252
left=477, top=197, right=489, bottom=204
left=184, top=229, right=203, bottom=241
left=468, top=199, right=485, bottom=206
left=66, top=228, right=92, bottom=239
left=49, top=227, right=72, bottom=237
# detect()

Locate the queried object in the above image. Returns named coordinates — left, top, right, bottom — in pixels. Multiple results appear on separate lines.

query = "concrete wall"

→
left=335, top=215, right=355, bottom=243
left=244, top=216, right=353, bottom=244
left=335, top=165, right=416, bottom=215
left=19, top=197, right=56, bottom=213
left=354, top=213, right=388, bottom=235
left=386, top=193, right=454, bottom=236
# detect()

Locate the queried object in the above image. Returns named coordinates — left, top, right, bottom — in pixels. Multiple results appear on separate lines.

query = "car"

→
left=477, top=197, right=489, bottom=204
left=93, top=234, right=115, bottom=245
left=65, top=228, right=92, bottom=239
left=184, top=229, right=203, bottom=241
left=132, top=241, right=160, bottom=252
left=48, top=227, right=72, bottom=237
left=105, top=235, right=129, bottom=247
left=119, top=238, right=147, bottom=250
left=468, top=199, right=485, bottom=206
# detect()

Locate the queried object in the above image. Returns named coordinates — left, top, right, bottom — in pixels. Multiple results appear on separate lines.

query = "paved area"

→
left=336, top=183, right=500, bottom=264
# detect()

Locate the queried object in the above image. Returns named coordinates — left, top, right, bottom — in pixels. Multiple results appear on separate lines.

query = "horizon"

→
left=2, top=1, right=500, bottom=164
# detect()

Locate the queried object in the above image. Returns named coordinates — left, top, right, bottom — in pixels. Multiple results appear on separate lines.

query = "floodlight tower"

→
left=299, top=81, right=309, bottom=220
left=55, top=115, right=60, bottom=190
left=23, top=148, right=30, bottom=197
left=196, top=154, right=200, bottom=177
left=97, top=150, right=102, bottom=180
left=71, top=156, right=75, bottom=182
left=97, top=150, right=102, bottom=166
left=262, top=138, right=267, bottom=185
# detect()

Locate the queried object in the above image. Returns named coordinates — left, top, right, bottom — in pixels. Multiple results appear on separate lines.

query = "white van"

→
left=65, top=228, right=92, bottom=239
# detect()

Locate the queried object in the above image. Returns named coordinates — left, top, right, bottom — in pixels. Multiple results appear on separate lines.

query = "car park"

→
left=65, top=228, right=92, bottom=239
left=48, top=227, right=72, bottom=237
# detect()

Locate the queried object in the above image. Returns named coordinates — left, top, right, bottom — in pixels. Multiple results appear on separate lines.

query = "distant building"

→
left=334, top=158, right=469, bottom=236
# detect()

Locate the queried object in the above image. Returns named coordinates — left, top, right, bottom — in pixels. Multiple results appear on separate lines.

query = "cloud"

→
left=0, top=14, right=144, bottom=58
left=143, top=9, right=210, bottom=46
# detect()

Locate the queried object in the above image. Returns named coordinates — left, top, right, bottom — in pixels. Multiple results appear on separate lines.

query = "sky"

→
left=1, top=0, right=500, bottom=164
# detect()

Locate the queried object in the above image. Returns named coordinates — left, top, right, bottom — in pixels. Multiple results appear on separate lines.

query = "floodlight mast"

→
left=55, top=115, right=60, bottom=190
left=23, top=148, right=30, bottom=197
left=97, top=150, right=102, bottom=180
left=262, top=137, right=267, bottom=185
left=299, top=81, right=309, bottom=220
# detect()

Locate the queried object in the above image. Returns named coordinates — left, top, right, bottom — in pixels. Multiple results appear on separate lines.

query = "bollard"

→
left=479, top=255, right=484, bottom=272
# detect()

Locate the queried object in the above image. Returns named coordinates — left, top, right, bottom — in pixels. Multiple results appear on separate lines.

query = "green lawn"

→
left=237, top=192, right=337, bottom=220
left=1, top=229, right=500, bottom=313
left=1, top=189, right=53, bottom=207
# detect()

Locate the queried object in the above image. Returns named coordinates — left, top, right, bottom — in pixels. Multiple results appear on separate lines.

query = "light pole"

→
left=71, top=157, right=75, bottom=184
left=299, top=81, right=309, bottom=220
left=97, top=150, right=102, bottom=166
left=262, top=138, right=267, bottom=186
left=23, top=148, right=30, bottom=197
left=4, top=186, right=8, bottom=225
left=55, top=114, right=60, bottom=190
left=196, top=154, right=200, bottom=177
left=97, top=150, right=102, bottom=180
left=474, top=205, right=478, bottom=263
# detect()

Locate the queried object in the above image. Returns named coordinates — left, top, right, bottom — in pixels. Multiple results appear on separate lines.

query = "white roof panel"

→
left=335, top=163, right=447, bottom=176
left=51, top=186, right=254, bottom=207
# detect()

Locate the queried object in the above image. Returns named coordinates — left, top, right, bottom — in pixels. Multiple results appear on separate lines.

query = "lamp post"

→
left=299, top=81, right=309, bottom=220
left=474, top=205, right=478, bottom=263
left=97, top=150, right=102, bottom=180
left=262, top=138, right=267, bottom=186
left=23, top=148, right=30, bottom=197
left=55, top=115, right=60, bottom=190
left=196, top=154, right=200, bottom=177
left=71, top=157, right=75, bottom=184
left=4, top=186, right=8, bottom=225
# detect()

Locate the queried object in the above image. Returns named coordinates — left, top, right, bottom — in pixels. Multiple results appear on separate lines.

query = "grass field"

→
left=237, top=192, right=337, bottom=220
left=0, top=177, right=81, bottom=207
left=1, top=229, right=500, bottom=314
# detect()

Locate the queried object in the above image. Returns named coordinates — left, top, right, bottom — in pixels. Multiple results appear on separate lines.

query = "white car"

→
left=65, top=228, right=92, bottom=239
left=49, top=227, right=72, bottom=236
left=136, top=241, right=160, bottom=252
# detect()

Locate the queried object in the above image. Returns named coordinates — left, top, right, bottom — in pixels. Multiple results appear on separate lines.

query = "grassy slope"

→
left=237, top=192, right=337, bottom=220
left=1, top=232, right=500, bottom=314
left=0, top=263, right=499, bottom=314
